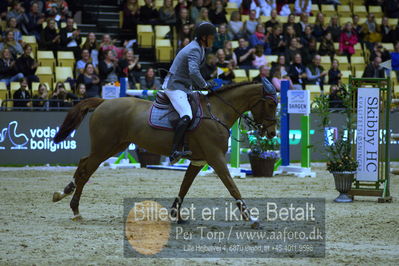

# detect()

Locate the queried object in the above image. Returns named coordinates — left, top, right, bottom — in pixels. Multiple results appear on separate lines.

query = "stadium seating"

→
left=233, top=69, right=248, bottom=82
left=37, top=51, right=56, bottom=71
left=35, top=66, right=54, bottom=85
left=55, top=67, right=74, bottom=82
left=137, top=25, right=154, bottom=48
left=57, top=51, right=75, bottom=68
left=155, top=39, right=173, bottom=63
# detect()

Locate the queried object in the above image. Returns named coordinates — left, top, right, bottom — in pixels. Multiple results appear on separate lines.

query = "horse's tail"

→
left=53, top=98, right=105, bottom=143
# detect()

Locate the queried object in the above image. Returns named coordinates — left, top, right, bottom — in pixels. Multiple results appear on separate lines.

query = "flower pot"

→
left=136, top=148, right=161, bottom=168
left=249, top=154, right=276, bottom=177
left=331, top=171, right=355, bottom=203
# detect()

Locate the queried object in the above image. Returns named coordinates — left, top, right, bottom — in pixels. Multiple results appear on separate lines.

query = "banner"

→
left=356, top=88, right=379, bottom=181
left=287, top=90, right=310, bottom=115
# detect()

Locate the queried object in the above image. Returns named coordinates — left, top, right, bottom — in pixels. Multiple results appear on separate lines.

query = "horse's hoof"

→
left=52, top=191, right=63, bottom=202
left=71, top=214, right=82, bottom=221
left=250, top=220, right=261, bottom=229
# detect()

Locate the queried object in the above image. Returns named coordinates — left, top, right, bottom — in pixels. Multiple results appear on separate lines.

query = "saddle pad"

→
left=148, top=103, right=202, bottom=131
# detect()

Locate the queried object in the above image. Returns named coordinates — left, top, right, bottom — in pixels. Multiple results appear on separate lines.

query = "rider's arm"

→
left=188, top=48, right=207, bottom=89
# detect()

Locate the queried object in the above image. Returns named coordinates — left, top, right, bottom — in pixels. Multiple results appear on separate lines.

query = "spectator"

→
left=300, top=25, right=313, bottom=46
left=26, top=2, right=45, bottom=40
left=234, top=37, right=255, bottom=69
left=319, top=31, right=335, bottom=60
left=294, top=0, right=311, bottom=15
left=270, top=54, right=288, bottom=77
left=200, top=53, right=218, bottom=81
left=50, top=82, right=77, bottom=109
left=379, top=17, right=393, bottom=43
left=328, top=59, right=342, bottom=85
left=196, top=7, right=210, bottom=24
left=328, top=85, right=345, bottom=108
left=301, top=37, right=317, bottom=66
left=326, top=15, right=341, bottom=42
left=209, top=0, right=227, bottom=26
left=306, top=54, right=327, bottom=90
left=213, top=24, right=230, bottom=51
left=294, top=12, right=309, bottom=35
left=190, top=0, right=203, bottom=23
left=384, top=0, right=399, bottom=18
left=0, top=30, right=23, bottom=57
left=177, top=37, right=191, bottom=53
left=228, top=11, right=244, bottom=40
left=59, top=17, right=81, bottom=58
left=271, top=65, right=293, bottom=91
left=13, top=77, right=31, bottom=108
left=75, top=49, right=96, bottom=76
left=352, top=15, right=362, bottom=40
left=248, top=23, right=271, bottom=54
left=313, top=13, right=327, bottom=42
left=277, top=0, right=291, bottom=16
left=215, top=49, right=235, bottom=83
left=6, top=17, right=22, bottom=43
left=243, top=10, right=259, bottom=36
left=175, top=7, right=193, bottom=34
left=45, top=0, right=70, bottom=20
left=252, top=65, right=270, bottom=83
left=265, top=9, right=280, bottom=33
left=268, top=25, right=285, bottom=55
left=6, top=1, right=28, bottom=35
left=118, top=49, right=141, bottom=89
left=339, top=22, right=358, bottom=60
left=32, top=83, right=49, bottom=110
left=16, top=44, right=40, bottom=85
left=0, top=48, right=24, bottom=87
left=99, top=50, right=119, bottom=84
left=283, top=25, right=297, bottom=49
left=39, top=18, right=60, bottom=53
left=140, top=0, right=159, bottom=24
left=285, top=38, right=301, bottom=64
left=363, top=56, right=385, bottom=78
left=159, top=0, right=176, bottom=25
left=122, top=0, right=140, bottom=39
left=288, top=53, right=306, bottom=90
left=239, top=0, right=251, bottom=15
left=370, top=43, right=391, bottom=62
left=82, top=32, right=100, bottom=66
left=252, top=45, right=268, bottom=69
left=223, top=40, right=237, bottom=67
left=261, top=0, right=277, bottom=17
left=140, top=67, right=161, bottom=90
left=99, top=34, right=125, bottom=60
left=203, top=0, right=212, bottom=9
left=283, top=14, right=296, bottom=35
left=75, top=83, right=87, bottom=101
left=360, top=13, right=381, bottom=50
left=77, top=63, right=101, bottom=97
left=174, top=0, right=189, bottom=18
left=178, top=24, right=193, bottom=46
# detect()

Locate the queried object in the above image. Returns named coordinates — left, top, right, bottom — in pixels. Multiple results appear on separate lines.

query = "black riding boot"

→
left=169, top=115, right=192, bottom=165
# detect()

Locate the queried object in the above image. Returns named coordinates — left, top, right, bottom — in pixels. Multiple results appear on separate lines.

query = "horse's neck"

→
left=208, top=84, right=262, bottom=128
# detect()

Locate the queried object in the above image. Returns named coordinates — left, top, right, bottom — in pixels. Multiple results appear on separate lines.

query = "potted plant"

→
left=247, top=130, right=280, bottom=177
left=313, top=85, right=358, bottom=203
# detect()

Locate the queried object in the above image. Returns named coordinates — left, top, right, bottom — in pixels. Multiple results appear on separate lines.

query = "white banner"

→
left=356, top=88, right=379, bottom=181
left=287, top=90, right=310, bottom=115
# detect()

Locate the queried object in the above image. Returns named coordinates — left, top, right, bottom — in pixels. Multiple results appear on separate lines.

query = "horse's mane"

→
left=211, top=81, right=259, bottom=94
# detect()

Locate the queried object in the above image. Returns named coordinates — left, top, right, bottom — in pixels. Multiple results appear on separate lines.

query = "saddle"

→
left=148, top=91, right=202, bottom=131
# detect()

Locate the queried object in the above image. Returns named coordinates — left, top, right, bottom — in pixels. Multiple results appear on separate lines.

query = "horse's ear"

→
left=261, top=77, right=276, bottom=95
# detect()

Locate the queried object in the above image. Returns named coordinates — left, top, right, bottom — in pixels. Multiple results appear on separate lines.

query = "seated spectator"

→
left=177, top=37, right=191, bottom=53
left=196, top=7, right=210, bottom=24
left=190, top=0, right=203, bottom=23
left=26, top=2, right=45, bottom=40
left=45, top=0, right=70, bottom=21
left=75, top=49, right=96, bottom=76
left=159, top=0, right=176, bottom=25
left=213, top=24, right=230, bottom=51
left=140, top=67, right=161, bottom=90
left=294, top=0, right=311, bottom=15
left=329, top=85, right=345, bottom=108
left=259, top=0, right=276, bottom=17
left=50, top=82, right=77, bottom=109
left=243, top=10, right=259, bottom=36
left=178, top=24, right=193, bottom=47
left=0, top=30, right=23, bottom=57
left=77, top=63, right=101, bottom=98
left=59, top=17, right=82, bottom=58
left=278, top=0, right=291, bottom=16
left=223, top=40, right=237, bottom=67
left=271, top=65, right=293, bottom=91
left=75, top=83, right=87, bottom=102
left=270, top=54, right=288, bottom=77
left=319, top=32, right=335, bottom=60
left=215, top=49, right=235, bottom=84
left=283, top=14, right=296, bottom=35
left=288, top=53, right=307, bottom=90
left=284, top=25, right=297, bottom=48
left=328, top=59, right=342, bottom=85
left=0, top=48, right=24, bottom=87
left=82, top=32, right=100, bottom=66
left=175, top=7, right=193, bottom=34
left=363, top=56, right=385, bottom=78
left=6, top=17, right=23, bottom=43
left=268, top=25, right=285, bottom=55
left=284, top=38, right=301, bottom=64
left=228, top=11, right=244, bottom=40
left=209, top=0, right=227, bottom=26
left=327, top=15, right=341, bottom=42
left=13, top=78, right=31, bottom=108
left=352, top=14, right=362, bottom=39
left=122, top=0, right=140, bottom=39
left=301, top=37, right=317, bottom=66
left=32, top=83, right=49, bottom=110
left=252, top=45, right=268, bottom=69
left=306, top=54, right=327, bottom=90
left=140, top=0, right=159, bottom=24
left=360, top=13, right=381, bottom=50
left=313, top=13, right=327, bottom=42
left=370, top=43, right=391, bottom=62
left=252, top=65, right=271, bottom=83
left=300, top=25, right=313, bottom=47
left=294, top=13, right=309, bottom=35
left=99, top=50, right=119, bottom=84
left=16, top=44, right=40, bottom=85
left=265, top=9, right=280, bottom=33
left=239, top=0, right=251, bottom=15
left=339, top=22, right=358, bottom=61
left=118, top=49, right=141, bottom=89
left=6, top=1, right=28, bottom=35
left=39, top=18, right=60, bottom=53
left=234, top=37, right=255, bottom=69
left=99, top=34, right=125, bottom=60
left=200, top=53, right=218, bottom=81
left=248, top=23, right=271, bottom=54
left=380, top=17, right=393, bottom=43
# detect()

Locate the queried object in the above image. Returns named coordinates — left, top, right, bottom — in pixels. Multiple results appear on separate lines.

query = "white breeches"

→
left=164, top=89, right=193, bottom=119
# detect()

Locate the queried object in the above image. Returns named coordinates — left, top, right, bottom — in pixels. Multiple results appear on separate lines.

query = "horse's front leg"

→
left=171, top=162, right=204, bottom=223
left=207, top=153, right=260, bottom=229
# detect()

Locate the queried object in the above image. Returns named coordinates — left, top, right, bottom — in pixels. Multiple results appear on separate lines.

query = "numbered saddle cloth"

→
left=148, top=91, right=202, bottom=131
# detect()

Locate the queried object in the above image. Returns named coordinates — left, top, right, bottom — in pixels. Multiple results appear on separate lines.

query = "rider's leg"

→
left=164, top=89, right=193, bottom=164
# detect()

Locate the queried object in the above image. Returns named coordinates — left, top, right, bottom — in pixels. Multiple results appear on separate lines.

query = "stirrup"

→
left=169, top=150, right=192, bottom=165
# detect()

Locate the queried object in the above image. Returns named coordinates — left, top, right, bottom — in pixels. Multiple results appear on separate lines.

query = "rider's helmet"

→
left=195, top=22, right=217, bottom=40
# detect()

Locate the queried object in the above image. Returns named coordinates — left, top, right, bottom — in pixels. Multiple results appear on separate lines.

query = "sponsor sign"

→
left=287, top=90, right=310, bottom=115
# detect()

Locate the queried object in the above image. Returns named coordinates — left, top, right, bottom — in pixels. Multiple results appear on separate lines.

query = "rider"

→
left=163, top=22, right=218, bottom=164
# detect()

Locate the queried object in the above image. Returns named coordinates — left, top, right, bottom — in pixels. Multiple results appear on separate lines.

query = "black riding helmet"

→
left=195, top=22, right=217, bottom=40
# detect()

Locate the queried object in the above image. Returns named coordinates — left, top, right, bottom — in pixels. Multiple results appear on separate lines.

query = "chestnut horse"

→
left=52, top=80, right=277, bottom=227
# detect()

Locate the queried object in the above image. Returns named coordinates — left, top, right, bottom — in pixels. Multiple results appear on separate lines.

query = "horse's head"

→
left=250, top=78, right=278, bottom=139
